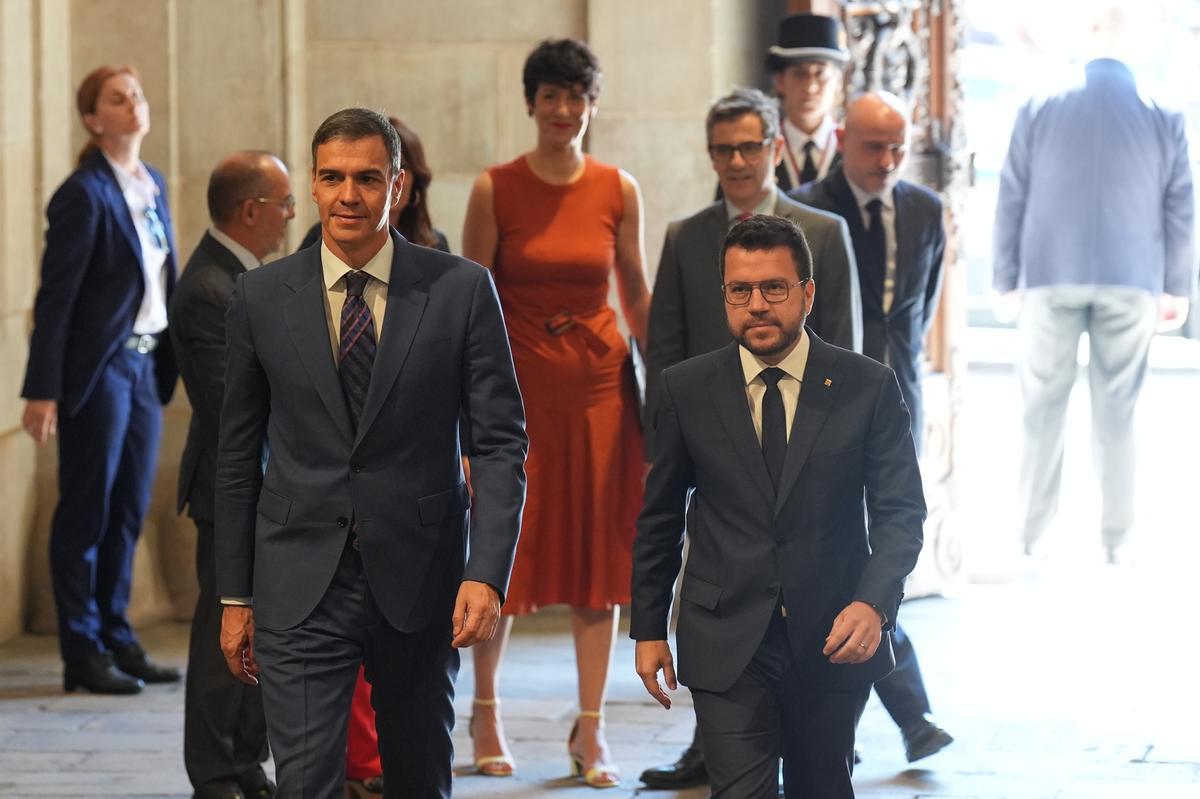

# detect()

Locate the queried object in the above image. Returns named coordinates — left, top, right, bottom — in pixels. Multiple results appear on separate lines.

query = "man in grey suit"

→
left=646, top=88, right=861, bottom=433
left=171, top=151, right=294, bottom=799
left=993, top=45, right=1195, bottom=563
left=634, top=215, right=925, bottom=798
left=215, top=109, right=528, bottom=798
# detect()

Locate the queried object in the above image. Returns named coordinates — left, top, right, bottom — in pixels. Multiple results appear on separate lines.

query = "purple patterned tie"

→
left=338, top=270, right=376, bottom=430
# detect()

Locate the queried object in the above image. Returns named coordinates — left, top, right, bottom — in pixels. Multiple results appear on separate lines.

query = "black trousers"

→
left=691, top=612, right=869, bottom=799
left=184, top=521, right=270, bottom=798
left=254, top=540, right=459, bottom=799
left=873, top=623, right=932, bottom=728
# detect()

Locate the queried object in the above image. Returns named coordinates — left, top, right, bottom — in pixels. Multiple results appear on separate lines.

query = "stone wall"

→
left=0, top=0, right=763, bottom=642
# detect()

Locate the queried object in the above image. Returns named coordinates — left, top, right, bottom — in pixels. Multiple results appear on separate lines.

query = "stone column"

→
left=0, top=0, right=41, bottom=643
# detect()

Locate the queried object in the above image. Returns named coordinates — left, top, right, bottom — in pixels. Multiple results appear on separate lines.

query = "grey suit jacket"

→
left=645, top=192, right=862, bottom=446
left=993, top=59, right=1195, bottom=297
left=631, top=335, right=925, bottom=692
left=215, top=230, right=528, bottom=632
left=170, top=232, right=246, bottom=524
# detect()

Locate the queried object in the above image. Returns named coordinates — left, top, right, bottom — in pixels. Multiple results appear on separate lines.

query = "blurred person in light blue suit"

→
left=992, top=7, right=1196, bottom=564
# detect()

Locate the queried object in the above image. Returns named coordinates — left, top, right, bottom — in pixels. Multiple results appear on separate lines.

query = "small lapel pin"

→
left=823, top=378, right=832, bottom=387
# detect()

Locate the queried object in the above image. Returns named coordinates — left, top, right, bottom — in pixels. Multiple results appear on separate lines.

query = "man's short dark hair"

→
left=207, top=150, right=277, bottom=226
left=522, top=38, right=602, bottom=106
left=706, top=87, right=780, bottom=143
left=721, top=215, right=813, bottom=282
left=311, top=108, right=402, bottom=177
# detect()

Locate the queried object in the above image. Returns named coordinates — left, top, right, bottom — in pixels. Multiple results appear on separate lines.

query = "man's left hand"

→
left=822, top=600, right=883, bottom=665
left=451, top=580, right=501, bottom=648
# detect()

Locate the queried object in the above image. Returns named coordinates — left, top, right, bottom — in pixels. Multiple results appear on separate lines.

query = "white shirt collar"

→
left=739, top=328, right=811, bottom=386
left=208, top=227, right=261, bottom=271
left=845, top=176, right=894, bottom=212
left=320, top=233, right=394, bottom=290
left=102, top=151, right=157, bottom=202
left=784, top=114, right=836, bottom=151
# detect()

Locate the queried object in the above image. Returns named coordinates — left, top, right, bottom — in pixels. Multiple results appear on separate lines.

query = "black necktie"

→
left=760, top=367, right=787, bottom=490
left=338, top=271, right=376, bottom=430
left=862, top=198, right=886, bottom=299
left=800, top=141, right=818, bottom=185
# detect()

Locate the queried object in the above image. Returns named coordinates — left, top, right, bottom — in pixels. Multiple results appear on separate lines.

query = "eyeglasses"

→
left=708, top=139, right=772, bottom=163
left=247, top=195, right=295, bottom=212
left=722, top=278, right=808, bottom=306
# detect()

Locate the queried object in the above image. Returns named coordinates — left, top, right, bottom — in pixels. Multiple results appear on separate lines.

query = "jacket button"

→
left=337, top=517, right=348, bottom=528
left=351, top=464, right=362, bottom=473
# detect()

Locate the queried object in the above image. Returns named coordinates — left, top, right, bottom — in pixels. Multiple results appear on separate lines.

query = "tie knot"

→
left=735, top=212, right=753, bottom=222
left=866, top=198, right=883, bottom=215
left=760, top=367, right=785, bottom=388
left=344, top=270, right=369, bottom=298
left=803, top=140, right=816, bottom=154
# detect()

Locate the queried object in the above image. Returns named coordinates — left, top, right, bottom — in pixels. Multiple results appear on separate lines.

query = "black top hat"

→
left=766, top=14, right=850, bottom=71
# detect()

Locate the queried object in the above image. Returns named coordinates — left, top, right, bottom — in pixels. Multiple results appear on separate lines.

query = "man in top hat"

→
left=768, top=13, right=851, bottom=192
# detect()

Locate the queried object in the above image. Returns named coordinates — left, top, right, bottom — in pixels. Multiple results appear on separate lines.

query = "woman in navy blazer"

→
left=21, top=65, right=180, bottom=695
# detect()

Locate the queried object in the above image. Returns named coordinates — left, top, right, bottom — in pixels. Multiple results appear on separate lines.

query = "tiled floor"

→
left=2, top=351, right=1199, bottom=797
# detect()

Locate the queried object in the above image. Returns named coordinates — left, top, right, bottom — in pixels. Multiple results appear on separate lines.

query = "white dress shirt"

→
left=845, top=178, right=898, bottom=315
left=103, top=152, right=169, bottom=335
left=782, top=115, right=838, bottom=187
left=320, top=236, right=393, bottom=358
left=739, top=329, right=811, bottom=443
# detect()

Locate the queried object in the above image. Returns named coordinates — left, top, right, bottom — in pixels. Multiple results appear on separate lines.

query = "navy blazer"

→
left=214, top=230, right=528, bottom=632
left=791, top=167, right=944, bottom=438
left=22, top=148, right=178, bottom=416
left=631, top=334, right=925, bottom=692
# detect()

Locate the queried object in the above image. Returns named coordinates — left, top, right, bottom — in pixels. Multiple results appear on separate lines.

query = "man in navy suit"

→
left=22, top=66, right=179, bottom=695
left=215, top=108, right=528, bottom=798
left=792, top=91, right=952, bottom=764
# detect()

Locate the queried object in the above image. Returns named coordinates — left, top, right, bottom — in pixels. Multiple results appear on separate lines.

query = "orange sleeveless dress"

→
left=489, top=155, right=644, bottom=614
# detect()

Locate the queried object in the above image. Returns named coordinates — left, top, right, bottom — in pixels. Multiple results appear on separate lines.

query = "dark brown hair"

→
left=721, top=215, right=813, bottom=281
left=311, top=107, right=402, bottom=178
left=388, top=116, right=438, bottom=248
left=75, top=65, right=141, bottom=167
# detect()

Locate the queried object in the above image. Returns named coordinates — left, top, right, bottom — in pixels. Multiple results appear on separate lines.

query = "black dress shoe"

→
left=64, top=652, right=143, bottom=694
left=111, top=643, right=182, bottom=684
left=901, top=715, right=954, bottom=762
left=639, top=745, right=708, bottom=789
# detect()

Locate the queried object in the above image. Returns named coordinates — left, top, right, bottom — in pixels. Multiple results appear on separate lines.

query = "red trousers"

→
left=346, top=666, right=381, bottom=780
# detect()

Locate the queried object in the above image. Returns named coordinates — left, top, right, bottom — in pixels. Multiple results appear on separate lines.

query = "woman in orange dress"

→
left=462, top=37, right=650, bottom=789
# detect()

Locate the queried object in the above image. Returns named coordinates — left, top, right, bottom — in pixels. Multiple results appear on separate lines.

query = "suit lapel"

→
left=709, top=344, right=774, bottom=507
left=774, top=333, right=840, bottom=515
left=284, top=249, right=355, bottom=447
left=93, top=153, right=144, bottom=268
left=353, top=233, right=429, bottom=449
